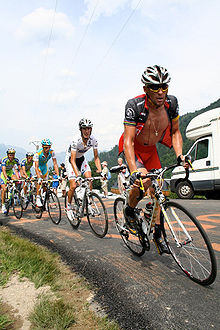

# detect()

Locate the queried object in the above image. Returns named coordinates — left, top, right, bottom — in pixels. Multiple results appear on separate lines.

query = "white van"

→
left=170, top=107, right=220, bottom=199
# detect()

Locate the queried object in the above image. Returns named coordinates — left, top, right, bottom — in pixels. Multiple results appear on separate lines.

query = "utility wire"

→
left=37, top=0, right=58, bottom=105
left=58, top=0, right=100, bottom=93
left=83, top=0, right=144, bottom=88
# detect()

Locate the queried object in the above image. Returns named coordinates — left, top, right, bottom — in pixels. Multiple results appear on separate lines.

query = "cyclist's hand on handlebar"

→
left=75, top=176, right=82, bottom=183
left=177, top=155, right=193, bottom=169
left=129, top=170, right=142, bottom=187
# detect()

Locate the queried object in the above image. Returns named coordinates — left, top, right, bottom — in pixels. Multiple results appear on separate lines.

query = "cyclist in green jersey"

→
left=0, top=148, right=21, bottom=214
left=20, top=152, right=34, bottom=203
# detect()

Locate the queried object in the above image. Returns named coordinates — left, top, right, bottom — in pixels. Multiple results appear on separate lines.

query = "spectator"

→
left=101, top=161, right=109, bottom=198
left=117, top=157, right=129, bottom=195
left=60, top=163, right=67, bottom=197
left=51, top=171, right=59, bottom=194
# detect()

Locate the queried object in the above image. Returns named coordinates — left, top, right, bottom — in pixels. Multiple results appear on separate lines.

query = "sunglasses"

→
left=147, top=83, right=168, bottom=92
left=43, top=146, right=50, bottom=149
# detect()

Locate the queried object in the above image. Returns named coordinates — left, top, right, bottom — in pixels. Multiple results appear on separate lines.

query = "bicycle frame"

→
left=74, top=177, right=102, bottom=218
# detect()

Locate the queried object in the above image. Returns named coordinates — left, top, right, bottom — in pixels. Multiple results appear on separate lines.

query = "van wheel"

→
left=176, top=181, right=194, bottom=199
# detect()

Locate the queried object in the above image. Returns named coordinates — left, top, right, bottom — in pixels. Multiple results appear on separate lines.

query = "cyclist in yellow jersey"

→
left=0, top=148, right=21, bottom=214
left=20, top=152, right=34, bottom=204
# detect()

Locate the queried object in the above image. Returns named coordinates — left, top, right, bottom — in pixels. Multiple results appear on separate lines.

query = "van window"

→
left=189, top=139, right=209, bottom=161
left=196, top=139, right=209, bottom=160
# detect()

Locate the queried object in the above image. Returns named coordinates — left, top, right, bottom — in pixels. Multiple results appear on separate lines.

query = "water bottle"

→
left=144, top=202, right=153, bottom=220
left=75, top=186, right=83, bottom=201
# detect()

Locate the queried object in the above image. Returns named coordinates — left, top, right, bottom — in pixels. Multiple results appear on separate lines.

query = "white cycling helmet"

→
left=141, top=65, right=171, bottom=85
left=79, top=118, right=93, bottom=129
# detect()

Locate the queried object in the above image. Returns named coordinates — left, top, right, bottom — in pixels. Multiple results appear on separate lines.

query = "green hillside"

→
left=92, top=98, right=220, bottom=185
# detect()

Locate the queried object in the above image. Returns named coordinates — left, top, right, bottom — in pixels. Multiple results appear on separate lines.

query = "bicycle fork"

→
left=161, top=205, right=192, bottom=247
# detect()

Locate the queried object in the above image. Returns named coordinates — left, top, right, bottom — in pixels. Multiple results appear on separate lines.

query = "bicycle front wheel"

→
left=31, top=193, right=43, bottom=219
left=64, top=192, right=81, bottom=229
left=86, top=192, right=108, bottom=238
left=12, top=190, right=23, bottom=219
left=114, top=197, right=145, bottom=256
left=47, top=191, right=61, bottom=224
left=161, top=201, right=217, bottom=286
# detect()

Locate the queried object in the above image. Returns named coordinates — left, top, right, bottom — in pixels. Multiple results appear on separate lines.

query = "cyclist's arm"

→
left=21, top=166, right=28, bottom=178
left=52, top=158, right=59, bottom=177
left=123, top=125, right=137, bottom=174
left=70, top=150, right=80, bottom=177
left=14, top=165, right=21, bottom=180
left=34, top=160, right=42, bottom=178
left=93, top=149, right=101, bottom=173
left=2, top=165, right=8, bottom=180
left=171, top=118, right=183, bottom=159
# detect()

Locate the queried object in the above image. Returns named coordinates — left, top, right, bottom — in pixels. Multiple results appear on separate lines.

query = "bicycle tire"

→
left=31, top=193, right=43, bottom=219
left=64, top=192, right=81, bottom=229
left=20, top=188, right=28, bottom=210
left=86, top=192, right=108, bottom=238
left=12, top=190, right=23, bottom=219
left=47, top=191, right=61, bottom=225
left=114, top=197, right=146, bottom=256
left=161, top=201, right=217, bottom=286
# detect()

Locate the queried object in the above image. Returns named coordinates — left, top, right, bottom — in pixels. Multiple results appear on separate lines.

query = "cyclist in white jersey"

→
left=65, top=118, right=102, bottom=220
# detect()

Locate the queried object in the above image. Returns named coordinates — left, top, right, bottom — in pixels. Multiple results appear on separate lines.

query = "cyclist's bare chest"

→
left=136, top=108, right=169, bottom=146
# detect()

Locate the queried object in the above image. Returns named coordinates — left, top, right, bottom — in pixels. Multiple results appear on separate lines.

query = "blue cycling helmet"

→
left=41, top=138, right=52, bottom=146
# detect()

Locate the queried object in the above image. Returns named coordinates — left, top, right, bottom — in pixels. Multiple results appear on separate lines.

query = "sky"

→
left=0, top=0, right=220, bottom=154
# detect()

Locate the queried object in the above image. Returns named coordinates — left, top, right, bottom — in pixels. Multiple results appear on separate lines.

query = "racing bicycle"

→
left=64, top=177, right=108, bottom=238
left=3, top=180, right=23, bottom=219
left=35, top=179, right=61, bottom=224
left=111, top=163, right=217, bottom=286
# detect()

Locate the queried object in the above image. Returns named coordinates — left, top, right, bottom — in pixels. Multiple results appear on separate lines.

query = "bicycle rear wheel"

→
left=161, top=201, right=217, bottom=286
left=86, top=192, right=108, bottom=238
left=47, top=191, right=61, bottom=224
left=114, top=197, right=146, bottom=256
left=12, top=190, right=23, bottom=219
left=64, top=192, right=81, bottom=229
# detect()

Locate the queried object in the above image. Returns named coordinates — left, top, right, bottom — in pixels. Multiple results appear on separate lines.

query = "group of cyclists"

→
left=0, top=119, right=103, bottom=220
left=1, top=64, right=189, bottom=253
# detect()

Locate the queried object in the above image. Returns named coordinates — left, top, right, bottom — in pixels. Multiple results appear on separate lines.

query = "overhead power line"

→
left=37, top=0, right=58, bottom=104
left=83, top=0, right=144, bottom=86
left=58, top=0, right=100, bottom=93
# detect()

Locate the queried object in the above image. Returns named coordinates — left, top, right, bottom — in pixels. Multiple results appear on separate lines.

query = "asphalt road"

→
left=1, top=196, right=220, bottom=330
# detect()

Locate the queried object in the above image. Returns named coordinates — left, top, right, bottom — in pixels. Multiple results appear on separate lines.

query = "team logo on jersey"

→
left=125, top=108, right=135, bottom=120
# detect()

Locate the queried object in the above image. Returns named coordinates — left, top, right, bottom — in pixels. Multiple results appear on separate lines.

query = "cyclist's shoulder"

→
left=21, top=158, right=27, bottom=165
left=166, top=95, right=179, bottom=119
left=1, top=156, right=8, bottom=164
left=36, top=148, right=43, bottom=155
left=166, top=95, right=178, bottom=109
left=89, top=134, right=98, bottom=143
left=126, top=94, right=146, bottom=108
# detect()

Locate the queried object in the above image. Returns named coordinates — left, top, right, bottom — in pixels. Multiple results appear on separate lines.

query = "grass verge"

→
left=0, top=227, right=120, bottom=329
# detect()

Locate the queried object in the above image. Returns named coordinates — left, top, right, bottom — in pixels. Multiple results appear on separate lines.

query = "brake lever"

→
left=136, top=173, right=144, bottom=201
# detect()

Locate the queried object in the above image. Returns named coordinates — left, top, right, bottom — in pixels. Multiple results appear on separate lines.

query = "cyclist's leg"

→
left=81, top=159, right=92, bottom=189
left=1, top=173, right=9, bottom=206
left=36, top=169, right=47, bottom=207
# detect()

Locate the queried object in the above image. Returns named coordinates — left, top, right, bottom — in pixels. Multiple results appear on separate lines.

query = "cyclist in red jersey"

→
left=120, top=65, right=187, bottom=254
